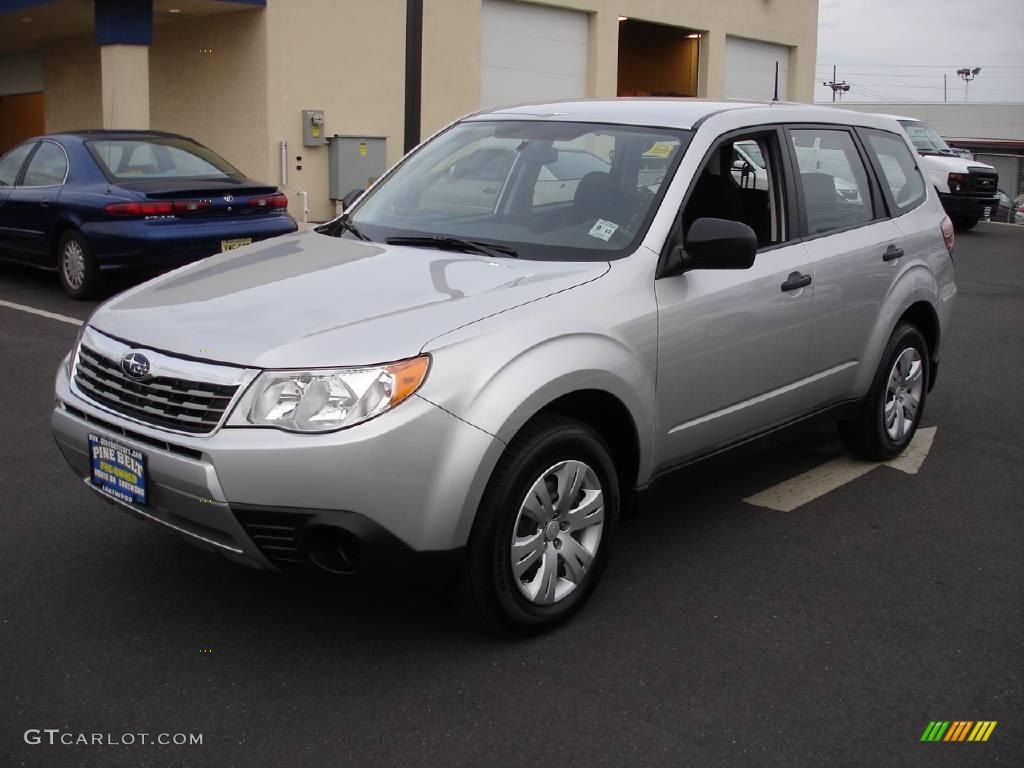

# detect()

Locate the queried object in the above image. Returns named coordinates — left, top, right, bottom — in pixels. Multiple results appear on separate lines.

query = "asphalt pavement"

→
left=1, top=224, right=1021, bottom=767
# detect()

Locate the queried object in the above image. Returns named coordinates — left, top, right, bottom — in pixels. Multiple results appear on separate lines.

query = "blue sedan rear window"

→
left=87, top=138, right=239, bottom=180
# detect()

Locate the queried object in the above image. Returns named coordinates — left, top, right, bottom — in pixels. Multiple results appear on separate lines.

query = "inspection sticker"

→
left=645, top=141, right=676, bottom=158
left=588, top=219, right=619, bottom=241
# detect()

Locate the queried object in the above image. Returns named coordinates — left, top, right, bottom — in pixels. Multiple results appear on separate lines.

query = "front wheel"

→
left=457, top=415, right=619, bottom=634
left=57, top=231, right=102, bottom=299
left=838, top=323, right=929, bottom=461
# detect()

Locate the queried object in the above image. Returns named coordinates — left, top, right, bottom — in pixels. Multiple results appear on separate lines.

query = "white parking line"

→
left=0, top=299, right=83, bottom=327
left=744, top=427, right=937, bottom=512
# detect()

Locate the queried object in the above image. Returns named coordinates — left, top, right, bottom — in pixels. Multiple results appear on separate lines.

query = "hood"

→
left=916, top=154, right=994, bottom=174
left=89, top=230, right=608, bottom=368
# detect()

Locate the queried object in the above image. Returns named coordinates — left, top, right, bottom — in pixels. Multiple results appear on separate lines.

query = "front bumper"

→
left=938, top=193, right=998, bottom=217
left=52, top=360, right=501, bottom=572
left=81, top=213, right=298, bottom=271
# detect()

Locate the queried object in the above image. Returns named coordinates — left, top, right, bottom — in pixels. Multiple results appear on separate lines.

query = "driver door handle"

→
left=882, top=245, right=904, bottom=262
left=781, top=271, right=812, bottom=292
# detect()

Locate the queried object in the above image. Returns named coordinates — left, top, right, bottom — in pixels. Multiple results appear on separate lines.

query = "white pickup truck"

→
left=890, top=117, right=999, bottom=231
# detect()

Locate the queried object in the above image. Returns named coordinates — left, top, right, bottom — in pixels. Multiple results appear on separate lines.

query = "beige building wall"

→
left=420, top=0, right=819, bottom=138
left=264, top=0, right=407, bottom=223
left=150, top=9, right=270, bottom=181
left=43, top=35, right=101, bottom=132
left=35, top=0, right=817, bottom=222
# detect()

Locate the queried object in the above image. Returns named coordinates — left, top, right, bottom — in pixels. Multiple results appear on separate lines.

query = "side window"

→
left=22, top=142, right=68, bottom=186
left=681, top=131, right=788, bottom=248
left=0, top=143, right=35, bottom=187
left=864, top=130, right=926, bottom=211
left=790, top=129, right=873, bottom=235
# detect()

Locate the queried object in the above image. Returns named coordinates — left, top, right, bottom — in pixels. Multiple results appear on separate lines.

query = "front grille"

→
left=74, top=345, right=239, bottom=434
left=234, top=508, right=312, bottom=568
left=969, top=170, right=998, bottom=195
left=61, top=403, right=203, bottom=460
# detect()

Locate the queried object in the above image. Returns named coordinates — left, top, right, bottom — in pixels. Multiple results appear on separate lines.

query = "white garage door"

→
left=724, top=36, right=790, bottom=101
left=480, top=0, right=589, bottom=109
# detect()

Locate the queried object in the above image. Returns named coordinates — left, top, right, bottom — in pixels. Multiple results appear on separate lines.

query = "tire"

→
left=457, top=414, right=620, bottom=635
left=57, top=230, right=101, bottom=300
left=838, top=323, right=929, bottom=461
left=952, top=215, right=979, bottom=232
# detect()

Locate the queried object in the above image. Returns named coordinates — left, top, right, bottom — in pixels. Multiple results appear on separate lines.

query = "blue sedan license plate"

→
left=89, top=433, right=147, bottom=506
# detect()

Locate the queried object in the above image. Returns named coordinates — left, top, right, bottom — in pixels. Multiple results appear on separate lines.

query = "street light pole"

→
left=822, top=65, right=851, bottom=103
left=956, top=67, right=981, bottom=102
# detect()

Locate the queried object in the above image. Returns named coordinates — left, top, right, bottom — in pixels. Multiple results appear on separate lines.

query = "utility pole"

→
left=956, top=67, right=981, bottom=102
left=822, top=65, right=851, bottom=102
left=943, top=74, right=947, bottom=103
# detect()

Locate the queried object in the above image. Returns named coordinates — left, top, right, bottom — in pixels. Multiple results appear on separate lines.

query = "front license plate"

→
left=221, top=237, right=252, bottom=251
left=89, top=433, right=147, bottom=506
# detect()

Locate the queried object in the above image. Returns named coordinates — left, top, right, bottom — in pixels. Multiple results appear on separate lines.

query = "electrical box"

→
left=302, top=109, right=326, bottom=147
left=327, top=136, right=387, bottom=200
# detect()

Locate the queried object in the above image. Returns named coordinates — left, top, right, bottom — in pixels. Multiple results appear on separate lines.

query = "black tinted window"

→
left=865, top=130, right=926, bottom=211
left=22, top=142, right=67, bottom=186
left=0, top=143, right=34, bottom=187
left=791, top=129, right=874, bottom=235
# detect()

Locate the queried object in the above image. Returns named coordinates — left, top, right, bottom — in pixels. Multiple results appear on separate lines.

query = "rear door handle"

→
left=882, top=245, right=904, bottom=262
left=40, top=199, right=52, bottom=208
left=781, top=271, right=812, bottom=292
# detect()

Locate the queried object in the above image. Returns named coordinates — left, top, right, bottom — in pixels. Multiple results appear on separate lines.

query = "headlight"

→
left=231, top=356, right=430, bottom=433
left=948, top=172, right=967, bottom=194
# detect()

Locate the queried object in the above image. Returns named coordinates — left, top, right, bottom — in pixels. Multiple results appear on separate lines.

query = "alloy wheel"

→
left=883, top=347, right=923, bottom=441
left=510, top=459, right=605, bottom=605
left=62, top=240, right=86, bottom=291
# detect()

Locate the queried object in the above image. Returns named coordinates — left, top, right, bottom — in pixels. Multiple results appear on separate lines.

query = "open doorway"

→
left=0, top=92, right=44, bottom=154
left=617, top=18, right=701, bottom=98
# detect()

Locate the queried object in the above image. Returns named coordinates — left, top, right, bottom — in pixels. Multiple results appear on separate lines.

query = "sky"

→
left=815, top=0, right=1024, bottom=104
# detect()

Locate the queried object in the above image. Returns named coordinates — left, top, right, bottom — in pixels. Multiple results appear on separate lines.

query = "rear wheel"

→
left=838, top=323, right=929, bottom=461
left=57, top=231, right=101, bottom=299
left=457, top=414, right=619, bottom=635
left=952, top=215, right=979, bottom=232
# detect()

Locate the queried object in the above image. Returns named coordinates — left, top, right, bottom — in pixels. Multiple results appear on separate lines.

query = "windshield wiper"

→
left=386, top=235, right=518, bottom=259
left=317, top=215, right=369, bottom=241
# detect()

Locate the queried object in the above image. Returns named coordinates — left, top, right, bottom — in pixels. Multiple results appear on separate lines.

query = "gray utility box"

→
left=327, top=135, right=387, bottom=200
left=302, top=109, right=326, bottom=146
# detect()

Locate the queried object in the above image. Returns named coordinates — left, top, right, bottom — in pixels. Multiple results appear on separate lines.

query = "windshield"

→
left=899, top=121, right=953, bottom=155
left=86, top=137, right=241, bottom=180
left=342, top=120, right=691, bottom=260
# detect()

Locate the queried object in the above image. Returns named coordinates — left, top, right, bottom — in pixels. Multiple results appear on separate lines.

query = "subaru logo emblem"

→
left=223, top=195, right=234, bottom=203
left=120, top=351, right=151, bottom=379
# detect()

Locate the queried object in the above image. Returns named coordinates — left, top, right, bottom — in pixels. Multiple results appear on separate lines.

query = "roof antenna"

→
left=772, top=61, right=780, bottom=102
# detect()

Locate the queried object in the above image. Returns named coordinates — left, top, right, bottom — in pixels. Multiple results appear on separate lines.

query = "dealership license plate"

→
left=221, top=237, right=252, bottom=251
left=89, top=433, right=147, bottom=506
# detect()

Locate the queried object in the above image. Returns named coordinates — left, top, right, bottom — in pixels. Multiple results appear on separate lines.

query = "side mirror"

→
left=677, top=217, right=757, bottom=272
left=340, top=188, right=364, bottom=211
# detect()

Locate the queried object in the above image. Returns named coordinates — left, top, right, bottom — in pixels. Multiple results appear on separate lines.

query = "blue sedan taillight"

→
left=105, top=200, right=210, bottom=216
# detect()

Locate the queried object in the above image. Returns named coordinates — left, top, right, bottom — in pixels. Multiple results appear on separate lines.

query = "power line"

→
left=817, top=63, right=1024, bottom=69
left=815, top=70, right=1023, bottom=80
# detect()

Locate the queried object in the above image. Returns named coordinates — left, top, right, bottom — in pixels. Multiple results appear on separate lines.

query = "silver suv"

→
left=52, top=101, right=956, bottom=633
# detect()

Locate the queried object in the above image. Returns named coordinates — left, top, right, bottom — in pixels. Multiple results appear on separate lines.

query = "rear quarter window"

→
left=862, top=129, right=927, bottom=212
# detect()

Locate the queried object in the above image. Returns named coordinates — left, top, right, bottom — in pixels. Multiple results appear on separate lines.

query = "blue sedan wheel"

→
left=58, top=231, right=101, bottom=300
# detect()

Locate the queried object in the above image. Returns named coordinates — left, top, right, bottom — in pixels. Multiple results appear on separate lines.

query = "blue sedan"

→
left=0, top=130, right=297, bottom=298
